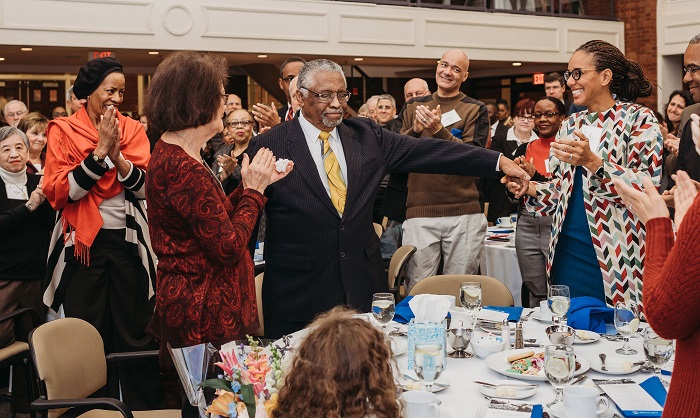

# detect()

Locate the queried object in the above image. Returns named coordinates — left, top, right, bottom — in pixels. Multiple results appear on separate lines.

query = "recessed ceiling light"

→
left=512, top=62, right=522, bottom=66
left=257, top=54, right=268, bottom=58
left=0, top=58, right=5, bottom=61
left=354, top=57, right=364, bottom=62
left=148, top=51, right=159, bottom=55
left=21, top=47, right=33, bottom=52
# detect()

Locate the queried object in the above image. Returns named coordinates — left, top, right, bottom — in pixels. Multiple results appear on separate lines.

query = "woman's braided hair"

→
left=576, top=40, right=653, bottom=102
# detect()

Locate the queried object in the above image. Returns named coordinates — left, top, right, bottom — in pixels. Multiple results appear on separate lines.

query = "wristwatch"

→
left=92, top=152, right=106, bottom=165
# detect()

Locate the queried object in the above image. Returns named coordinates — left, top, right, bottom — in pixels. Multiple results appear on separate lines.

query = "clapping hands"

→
left=241, top=148, right=294, bottom=193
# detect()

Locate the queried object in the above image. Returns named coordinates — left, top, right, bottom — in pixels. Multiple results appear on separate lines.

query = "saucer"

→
left=478, top=380, right=538, bottom=399
left=548, top=402, right=610, bottom=418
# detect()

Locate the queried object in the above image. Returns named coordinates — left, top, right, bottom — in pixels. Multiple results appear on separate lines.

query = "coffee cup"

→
left=402, top=390, right=441, bottom=418
left=539, top=300, right=553, bottom=321
left=563, top=386, right=609, bottom=418
left=496, top=216, right=512, bottom=227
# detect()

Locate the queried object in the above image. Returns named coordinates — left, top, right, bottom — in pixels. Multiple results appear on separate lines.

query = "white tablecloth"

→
left=480, top=241, right=523, bottom=307
left=394, top=315, right=662, bottom=417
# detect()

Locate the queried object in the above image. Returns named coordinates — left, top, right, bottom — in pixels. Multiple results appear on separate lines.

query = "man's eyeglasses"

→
left=563, top=68, right=598, bottom=82
left=227, top=120, right=254, bottom=127
left=281, top=75, right=295, bottom=84
left=533, top=111, right=560, bottom=119
left=301, top=87, right=351, bottom=103
left=683, top=65, right=700, bottom=75
left=516, top=115, right=535, bottom=121
left=6, top=110, right=26, bottom=118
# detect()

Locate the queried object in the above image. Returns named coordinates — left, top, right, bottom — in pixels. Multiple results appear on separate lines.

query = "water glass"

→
left=547, top=285, right=570, bottom=325
left=372, top=293, right=395, bottom=332
left=545, top=344, right=575, bottom=408
left=614, top=301, right=640, bottom=355
left=414, top=343, right=444, bottom=393
left=460, top=282, right=482, bottom=327
left=643, top=328, right=673, bottom=380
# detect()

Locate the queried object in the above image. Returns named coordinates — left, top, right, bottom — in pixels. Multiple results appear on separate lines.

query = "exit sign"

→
left=89, top=51, right=115, bottom=60
left=533, top=73, right=545, bottom=85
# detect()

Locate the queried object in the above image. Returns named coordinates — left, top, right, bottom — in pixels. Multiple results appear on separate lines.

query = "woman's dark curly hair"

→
left=576, top=40, right=653, bottom=102
left=274, top=307, right=400, bottom=418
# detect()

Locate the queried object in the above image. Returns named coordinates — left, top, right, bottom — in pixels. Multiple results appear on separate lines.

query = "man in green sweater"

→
left=400, top=49, right=490, bottom=292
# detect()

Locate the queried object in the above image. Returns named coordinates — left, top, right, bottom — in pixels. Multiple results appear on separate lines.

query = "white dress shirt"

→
left=298, top=111, right=349, bottom=197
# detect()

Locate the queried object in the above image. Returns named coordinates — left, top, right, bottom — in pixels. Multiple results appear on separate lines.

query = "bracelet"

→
left=25, top=202, right=36, bottom=212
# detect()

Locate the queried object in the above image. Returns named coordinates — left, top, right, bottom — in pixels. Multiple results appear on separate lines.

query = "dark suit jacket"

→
left=277, top=104, right=291, bottom=122
left=248, top=117, right=501, bottom=324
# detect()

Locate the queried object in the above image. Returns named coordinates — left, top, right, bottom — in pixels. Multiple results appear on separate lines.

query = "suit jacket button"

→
left=340, top=252, right=346, bottom=258
left=339, top=225, right=345, bottom=230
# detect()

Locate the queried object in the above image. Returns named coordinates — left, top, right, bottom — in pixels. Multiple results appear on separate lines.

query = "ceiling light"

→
left=0, top=58, right=5, bottom=61
left=257, top=54, right=268, bottom=58
left=21, top=47, right=33, bottom=52
left=354, top=57, right=364, bottom=62
left=512, top=62, right=522, bottom=66
left=148, top=51, right=159, bottom=55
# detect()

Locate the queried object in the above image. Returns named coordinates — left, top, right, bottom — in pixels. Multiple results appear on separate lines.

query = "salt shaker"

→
left=514, top=321, right=524, bottom=349
left=501, top=319, right=510, bottom=351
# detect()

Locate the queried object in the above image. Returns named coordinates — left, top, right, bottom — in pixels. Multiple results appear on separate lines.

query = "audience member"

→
left=213, top=109, right=255, bottom=194
left=289, top=76, right=302, bottom=116
left=0, top=96, right=7, bottom=126
left=143, top=51, right=292, bottom=416
left=505, top=39, right=663, bottom=306
left=66, top=85, right=85, bottom=115
left=277, top=57, right=307, bottom=122
left=16, top=112, right=49, bottom=174
left=403, top=77, right=430, bottom=103
left=487, top=98, right=537, bottom=223
left=225, top=93, right=243, bottom=114
left=674, top=36, right=700, bottom=184
left=659, top=90, right=693, bottom=193
left=357, top=103, right=369, bottom=118
left=366, top=95, right=380, bottom=121
left=247, top=58, right=528, bottom=338
left=544, top=72, right=573, bottom=115
left=275, top=307, right=400, bottom=418
left=376, top=94, right=400, bottom=131
left=492, top=99, right=512, bottom=139
left=0, top=126, right=54, bottom=414
left=398, top=49, right=490, bottom=292
left=51, top=106, right=68, bottom=119
left=3, top=100, right=28, bottom=127
left=43, top=57, right=163, bottom=409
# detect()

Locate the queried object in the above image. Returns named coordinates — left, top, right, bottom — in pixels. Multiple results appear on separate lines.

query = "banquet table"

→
left=480, top=228, right=523, bottom=307
left=389, top=311, right=666, bottom=417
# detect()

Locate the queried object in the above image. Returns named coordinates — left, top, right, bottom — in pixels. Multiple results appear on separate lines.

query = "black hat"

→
left=73, top=57, right=124, bottom=100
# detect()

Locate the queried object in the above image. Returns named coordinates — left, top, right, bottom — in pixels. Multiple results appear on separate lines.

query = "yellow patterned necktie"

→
left=319, top=131, right=346, bottom=215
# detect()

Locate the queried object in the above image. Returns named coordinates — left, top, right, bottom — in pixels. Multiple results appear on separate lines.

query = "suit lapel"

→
left=286, top=120, right=340, bottom=216
left=338, top=123, right=361, bottom=220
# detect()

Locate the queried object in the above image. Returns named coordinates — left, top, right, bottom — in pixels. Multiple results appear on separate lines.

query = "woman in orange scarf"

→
left=42, top=57, right=163, bottom=409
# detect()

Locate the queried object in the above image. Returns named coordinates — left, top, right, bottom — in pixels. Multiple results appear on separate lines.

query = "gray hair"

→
left=0, top=126, right=29, bottom=149
left=3, top=100, right=27, bottom=117
left=690, top=34, right=700, bottom=44
left=297, top=59, right=346, bottom=98
left=377, top=94, right=396, bottom=108
left=67, top=85, right=74, bottom=102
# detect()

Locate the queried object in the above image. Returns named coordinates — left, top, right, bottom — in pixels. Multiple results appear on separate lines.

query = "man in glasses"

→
left=248, top=58, right=530, bottom=338
left=672, top=34, right=700, bottom=185
left=3, top=100, right=28, bottom=127
left=277, top=57, right=306, bottom=122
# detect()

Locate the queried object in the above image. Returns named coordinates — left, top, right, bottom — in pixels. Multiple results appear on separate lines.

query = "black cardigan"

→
left=0, top=173, right=55, bottom=281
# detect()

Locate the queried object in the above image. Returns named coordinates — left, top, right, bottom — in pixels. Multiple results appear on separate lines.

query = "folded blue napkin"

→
left=530, top=404, right=543, bottom=418
left=483, top=306, right=523, bottom=322
left=394, top=296, right=415, bottom=324
left=566, top=296, right=613, bottom=334
left=616, top=376, right=666, bottom=417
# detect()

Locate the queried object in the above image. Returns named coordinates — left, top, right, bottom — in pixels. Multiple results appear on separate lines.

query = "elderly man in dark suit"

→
left=248, top=59, right=530, bottom=338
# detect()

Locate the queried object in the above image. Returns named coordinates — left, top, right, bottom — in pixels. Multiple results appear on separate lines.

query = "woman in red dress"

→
left=143, top=51, right=292, bottom=414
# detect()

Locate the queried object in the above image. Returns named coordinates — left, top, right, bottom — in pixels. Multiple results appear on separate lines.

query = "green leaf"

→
left=241, top=384, right=256, bottom=417
left=198, top=378, right=231, bottom=391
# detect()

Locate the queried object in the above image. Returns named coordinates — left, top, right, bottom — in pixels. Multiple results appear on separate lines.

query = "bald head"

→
left=289, top=76, right=302, bottom=114
left=404, top=78, right=430, bottom=102
left=226, top=94, right=242, bottom=113
left=436, top=49, right=470, bottom=97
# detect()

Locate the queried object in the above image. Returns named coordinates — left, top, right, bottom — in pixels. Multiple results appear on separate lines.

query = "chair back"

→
left=387, top=245, right=416, bottom=289
left=254, top=273, right=265, bottom=337
left=408, top=274, right=514, bottom=306
left=29, top=318, right=107, bottom=403
left=373, top=223, right=383, bottom=238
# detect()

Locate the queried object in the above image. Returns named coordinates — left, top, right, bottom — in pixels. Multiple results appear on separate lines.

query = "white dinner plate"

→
left=477, top=380, right=538, bottom=400
left=401, top=371, right=450, bottom=393
left=485, top=348, right=590, bottom=382
left=548, top=401, right=614, bottom=418
left=573, top=330, right=601, bottom=344
left=588, top=356, right=641, bottom=375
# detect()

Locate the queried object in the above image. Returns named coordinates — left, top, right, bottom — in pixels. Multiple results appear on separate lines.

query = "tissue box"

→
left=407, top=318, right=447, bottom=370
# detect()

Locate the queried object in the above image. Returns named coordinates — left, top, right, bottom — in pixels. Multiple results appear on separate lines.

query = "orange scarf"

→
left=43, top=106, right=150, bottom=263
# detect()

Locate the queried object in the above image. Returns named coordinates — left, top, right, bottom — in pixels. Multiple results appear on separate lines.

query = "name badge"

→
left=5, top=184, right=27, bottom=200
left=580, top=125, right=604, bottom=154
left=441, top=109, right=462, bottom=127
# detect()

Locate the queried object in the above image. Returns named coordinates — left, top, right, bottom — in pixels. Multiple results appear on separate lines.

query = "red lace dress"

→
left=146, top=141, right=265, bottom=361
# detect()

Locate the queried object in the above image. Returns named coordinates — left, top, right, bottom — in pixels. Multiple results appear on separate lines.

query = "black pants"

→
left=63, top=229, right=163, bottom=410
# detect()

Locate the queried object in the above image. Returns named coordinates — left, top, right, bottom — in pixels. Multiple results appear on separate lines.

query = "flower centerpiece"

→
left=200, top=336, right=287, bottom=418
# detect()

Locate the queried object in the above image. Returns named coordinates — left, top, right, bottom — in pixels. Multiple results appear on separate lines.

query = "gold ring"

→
left=568, top=153, right=573, bottom=161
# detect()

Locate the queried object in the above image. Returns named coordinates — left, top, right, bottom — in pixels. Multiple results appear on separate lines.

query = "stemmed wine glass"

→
left=413, top=343, right=444, bottom=393
left=460, top=282, right=482, bottom=328
left=371, top=293, right=395, bottom=333
left=544, top=344, right=576, bottom=408
left=643, top=328, right=673, bottom=384
left=548, top=285, right=570, bottom=326
left=614, top=301, right=640, bottom=355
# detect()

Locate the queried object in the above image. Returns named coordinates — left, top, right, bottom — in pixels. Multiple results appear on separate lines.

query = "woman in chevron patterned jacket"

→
left=505, top=39, right=664, bottom=308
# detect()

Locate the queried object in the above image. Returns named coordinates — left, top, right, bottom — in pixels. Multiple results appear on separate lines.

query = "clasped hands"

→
left=94, top=105, right=121, bottom=163
left=241, top=148, right=294, bottom=193
left=413, top=105, right=443, bottom=134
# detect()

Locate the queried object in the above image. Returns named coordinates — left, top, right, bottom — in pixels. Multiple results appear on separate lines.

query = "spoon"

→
left=571, top=374, right=587, bottom=385
left=599, top=353, right=608, bottom=371
left=402, top=373, right=450, bottom=388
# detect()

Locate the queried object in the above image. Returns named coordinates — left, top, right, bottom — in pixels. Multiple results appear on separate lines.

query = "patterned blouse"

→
left=146, top=141, right=265, bottom=361
left=524, top=101, right=664, bottom=307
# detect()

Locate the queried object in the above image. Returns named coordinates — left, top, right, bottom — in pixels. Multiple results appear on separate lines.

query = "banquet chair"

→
left=408, top=274, right=514, bottom=306
left=0, top=308, right=40, bottom=418
left=254, top=273, right=265, bottom=337
left=28, top=317, right=179, bottom=418
left=373, top=222, right=383, bottom=238
left=387, top=245, right=416, bottom=300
